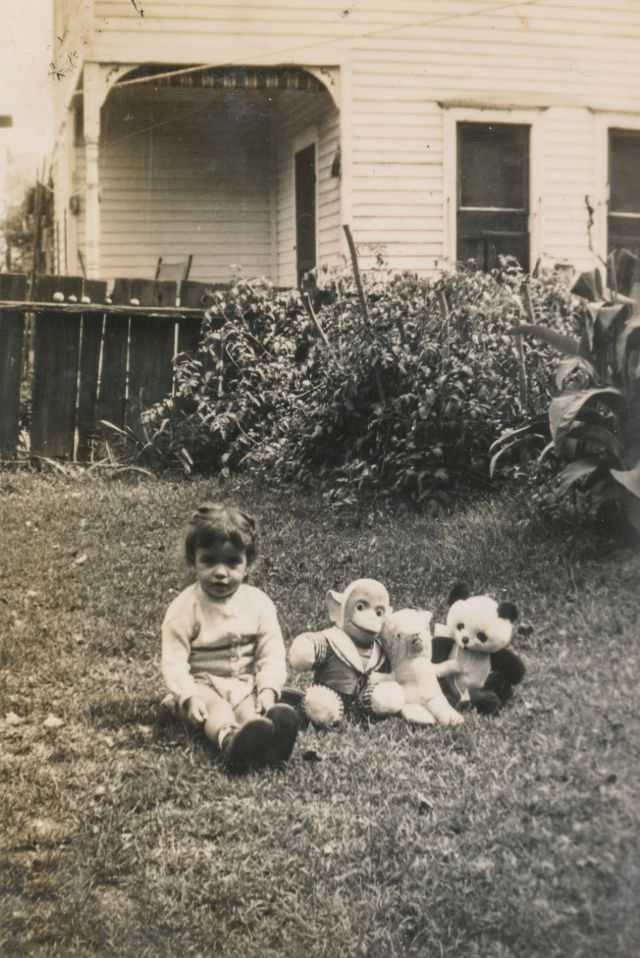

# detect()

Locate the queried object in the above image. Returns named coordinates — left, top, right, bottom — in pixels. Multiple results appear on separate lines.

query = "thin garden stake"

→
left=302, top=292, right=341, bottom=365
left=342, top=224, right=385, bottom=402
left=516, top=283, right=533, bottom=409
left=343, top=224, right=371, bottom=328
left=437, top=289, right=450, bottom=363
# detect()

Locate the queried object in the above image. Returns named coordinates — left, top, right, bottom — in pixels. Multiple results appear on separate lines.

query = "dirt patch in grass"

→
left=1, top=473, right=639, bottom=957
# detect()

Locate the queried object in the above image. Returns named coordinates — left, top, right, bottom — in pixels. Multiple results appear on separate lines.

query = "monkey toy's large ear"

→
left=326, top=589, right=344, bottom=627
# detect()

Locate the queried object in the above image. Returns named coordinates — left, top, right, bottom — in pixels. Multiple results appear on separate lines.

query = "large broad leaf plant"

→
left=491, top=264, right=640, bottom=532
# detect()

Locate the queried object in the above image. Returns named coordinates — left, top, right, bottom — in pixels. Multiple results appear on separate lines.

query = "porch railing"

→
left=0, top=273, right=212, bottom=461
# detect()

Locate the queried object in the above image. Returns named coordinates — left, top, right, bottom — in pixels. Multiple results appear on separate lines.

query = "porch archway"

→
left=75, top=63, right=341, bottom=285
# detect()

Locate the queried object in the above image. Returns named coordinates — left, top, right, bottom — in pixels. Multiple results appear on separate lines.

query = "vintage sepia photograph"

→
left=1, top=2, right=639, bottom=955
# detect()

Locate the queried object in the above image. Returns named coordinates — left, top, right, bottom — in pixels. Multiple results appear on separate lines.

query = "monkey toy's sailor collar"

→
left=321, top=625, right=387, bottom=675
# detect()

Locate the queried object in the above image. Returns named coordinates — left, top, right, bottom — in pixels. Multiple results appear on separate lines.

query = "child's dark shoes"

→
left=221, top=717, right=274, bottom=775
left=266, top=704, right=300, bottom=766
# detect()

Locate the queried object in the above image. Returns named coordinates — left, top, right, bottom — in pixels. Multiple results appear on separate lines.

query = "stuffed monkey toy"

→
left=288, top=578, right=404, bottom=727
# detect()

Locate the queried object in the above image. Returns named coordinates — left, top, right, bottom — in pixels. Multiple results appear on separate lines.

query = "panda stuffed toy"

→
left=431, top=582, right=526, bottom=715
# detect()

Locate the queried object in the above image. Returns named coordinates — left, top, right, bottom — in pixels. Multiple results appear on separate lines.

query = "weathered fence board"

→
left=127, top=314, right=176, bottom=428
left=31, top=276, right=84, bottom=458
left=76, top=280, right=108, bottom=461
left=0, top=274, right=27, bottom=458
left=177, top=281, right=209, bottom=355
left=112, top=278, right=178, bottom=309
left=0, top=273, right=208, bottom=461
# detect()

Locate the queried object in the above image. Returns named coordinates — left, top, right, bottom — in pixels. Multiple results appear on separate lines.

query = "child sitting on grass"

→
left=160, top=502, right=299, bottom=775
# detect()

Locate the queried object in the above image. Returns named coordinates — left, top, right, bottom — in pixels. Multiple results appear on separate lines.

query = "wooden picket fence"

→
left=0, top=273, right=213, bottom=462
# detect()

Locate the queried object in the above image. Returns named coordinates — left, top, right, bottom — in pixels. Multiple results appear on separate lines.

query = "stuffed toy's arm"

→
left=491, top=648, right=526, bottom=685
left=431, top=631, right=455, bottom=665
left=434, top=660, right=462, bottom=678
left=289, top=631, right=329, bottom=673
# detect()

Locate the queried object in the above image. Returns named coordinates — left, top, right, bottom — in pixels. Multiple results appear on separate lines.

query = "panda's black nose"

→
left=461, top=637, right=469, bottom=646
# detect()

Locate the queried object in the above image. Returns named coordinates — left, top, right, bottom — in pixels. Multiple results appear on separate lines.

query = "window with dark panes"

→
left=608, top=128, right=640, bottom=295
left=457, top=122, right=530, bottom=271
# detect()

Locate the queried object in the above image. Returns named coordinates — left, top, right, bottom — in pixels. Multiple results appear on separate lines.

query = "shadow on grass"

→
left=87, top=695, right=161, bottom=730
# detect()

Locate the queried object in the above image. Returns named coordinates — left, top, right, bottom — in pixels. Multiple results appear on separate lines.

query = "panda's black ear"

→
left=497, top=601, right=519, bottom=623
left=448, top=582, right=471, bottom=605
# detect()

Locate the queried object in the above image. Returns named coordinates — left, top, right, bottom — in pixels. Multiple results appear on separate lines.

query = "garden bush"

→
left=143, top=262, right=579, bottom=508
left=492, top=264, right=640, bottom=534
left=143, top=280, right=310, bottom=473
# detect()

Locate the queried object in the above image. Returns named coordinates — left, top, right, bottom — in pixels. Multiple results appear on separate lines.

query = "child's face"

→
left=194, top=540, right=248, bottom=600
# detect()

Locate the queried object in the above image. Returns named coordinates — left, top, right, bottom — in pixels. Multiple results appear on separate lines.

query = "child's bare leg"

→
left=194, top=685, right=238, bottom=748
left=222, top=694, right=274, bottom=775
left=234, top=694, right=260, bottom=726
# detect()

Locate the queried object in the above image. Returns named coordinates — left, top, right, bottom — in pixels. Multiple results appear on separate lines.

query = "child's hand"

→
left=185, top=695, right=208, bottom=724
left=256, top=689, right=277, bottom=714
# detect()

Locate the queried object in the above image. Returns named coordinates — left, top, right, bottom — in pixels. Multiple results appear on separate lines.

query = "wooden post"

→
left=177, top=280, right=210, bottom=354
left=83, top=65, right=103, bottom=279
left=126, top=281, right=178, bottom=428
left=0, top=273, right=28, bottom=458
left=76, top=279, right=108, bottom=460
left=30, top=275, right=85, bottom=458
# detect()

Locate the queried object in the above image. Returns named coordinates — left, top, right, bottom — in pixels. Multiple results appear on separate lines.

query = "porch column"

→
left=83, top=64, right=102, bottom=278
left=338, top=59, right=354, bottom=261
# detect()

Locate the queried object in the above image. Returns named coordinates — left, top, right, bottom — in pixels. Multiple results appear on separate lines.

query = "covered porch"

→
left=59, top=63, right=342, bottom=287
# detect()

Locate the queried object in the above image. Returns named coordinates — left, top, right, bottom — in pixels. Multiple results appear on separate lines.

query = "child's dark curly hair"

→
left=185, top=503, right=258, bottom=565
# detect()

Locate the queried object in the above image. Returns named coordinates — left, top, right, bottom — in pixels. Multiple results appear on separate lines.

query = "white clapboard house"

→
left=51, top=0, right=640, bottom=287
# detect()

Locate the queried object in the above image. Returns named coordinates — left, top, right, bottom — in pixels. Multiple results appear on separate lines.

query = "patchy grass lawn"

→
left=1, top=472, right=639, bottom=958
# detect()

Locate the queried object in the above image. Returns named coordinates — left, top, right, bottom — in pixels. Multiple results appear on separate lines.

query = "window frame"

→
left=595, top=113, right=640, bottom=265
left=443, top=107, right=545, bottom=269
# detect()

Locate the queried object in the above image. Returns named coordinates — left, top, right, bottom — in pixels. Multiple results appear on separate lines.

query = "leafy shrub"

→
left=267, top=261, right=578, bottom=507
left=492, top=266, right=640, bottom=533
left=143, top=279, right=309, bottom=473
left=143, top=263, right=579, bottom=508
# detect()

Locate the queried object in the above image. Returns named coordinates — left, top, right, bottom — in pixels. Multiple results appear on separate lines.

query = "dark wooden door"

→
left=295, top=143, right=317, bottom=286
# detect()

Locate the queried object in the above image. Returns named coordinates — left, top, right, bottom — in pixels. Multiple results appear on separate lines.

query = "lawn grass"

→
left=1, top=471, right=639, bottom=957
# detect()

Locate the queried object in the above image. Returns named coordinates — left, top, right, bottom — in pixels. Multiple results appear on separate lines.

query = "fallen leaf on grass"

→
left=468, top=856, right=495, bottom=876
left=73, top=554, right=88, bottom=566
left=43, top=714, right=65, bottom=729
left=28, top=817, right=72, bottom=845
left=302, top=748, right=322, bottom=762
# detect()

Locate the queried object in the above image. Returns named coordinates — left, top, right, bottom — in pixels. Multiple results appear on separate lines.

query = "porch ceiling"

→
left=103, top=82, right=332, bottom=136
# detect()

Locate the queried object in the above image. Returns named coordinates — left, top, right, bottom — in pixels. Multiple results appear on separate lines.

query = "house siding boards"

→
left=542, top=108, right=597, bottom=268
left=97, top=93, right=272, bottom=282
left=54, top=0, right=640, bottom=279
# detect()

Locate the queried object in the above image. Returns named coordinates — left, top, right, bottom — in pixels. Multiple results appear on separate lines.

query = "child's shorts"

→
left=160, top=673, right=256, bottom=721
